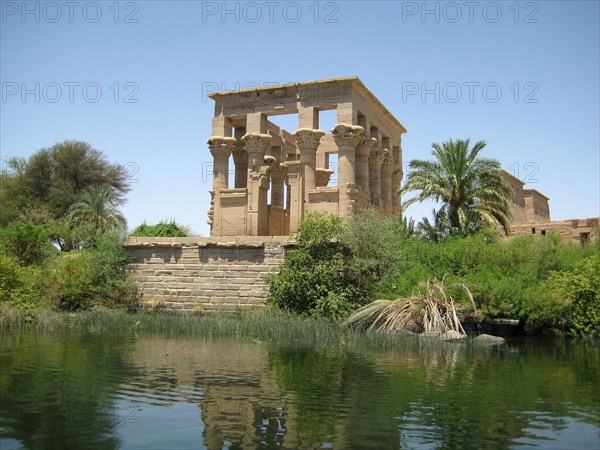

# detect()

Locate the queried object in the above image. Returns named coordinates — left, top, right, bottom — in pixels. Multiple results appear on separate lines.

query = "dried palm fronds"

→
left=343, top=278, right=475, bottom=335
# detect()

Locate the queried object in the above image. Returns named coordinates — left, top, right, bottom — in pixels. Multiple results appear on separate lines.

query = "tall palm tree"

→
left=401, top=139, right=511, bottom=235
left=65, top=184, right=126, bottom=230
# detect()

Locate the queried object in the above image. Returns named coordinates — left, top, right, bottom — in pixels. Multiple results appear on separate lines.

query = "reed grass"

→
left=0, top=304, right=472, bottom=352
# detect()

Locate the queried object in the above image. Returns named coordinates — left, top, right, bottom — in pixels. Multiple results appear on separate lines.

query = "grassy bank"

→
left=0, top=306, right=483, bottom=352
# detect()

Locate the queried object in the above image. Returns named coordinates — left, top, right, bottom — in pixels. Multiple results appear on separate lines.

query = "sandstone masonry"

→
left=125, top=237, right=291, bottom=310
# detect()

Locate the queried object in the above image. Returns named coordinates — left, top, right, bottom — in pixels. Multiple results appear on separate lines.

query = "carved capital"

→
left=316, top=168, right=334, bottom=187
left=207, top=136, right=236, bottom=158
left=356, top=136, right=378, bottom=157
left=381, top=156, right=394, bottom=175
left=272, top=162, right=288, bottom=177
left=331, top=124, right=364, bottom=148
left=242, top=133, right=272, bottom=154
left=369, top=146, right=384, bottom=164
left=284, top=160, right=302, bottom=182
left=294, top=128, right=325, bottom=150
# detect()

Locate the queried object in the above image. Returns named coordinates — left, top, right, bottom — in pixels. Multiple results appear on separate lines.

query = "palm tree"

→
left=401, top=139, right=511, bottom=235
left=65, top=184, right=126, bottom=230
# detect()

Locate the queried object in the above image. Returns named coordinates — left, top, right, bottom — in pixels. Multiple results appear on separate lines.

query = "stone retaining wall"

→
left=125, top=237, right=292, bottom=311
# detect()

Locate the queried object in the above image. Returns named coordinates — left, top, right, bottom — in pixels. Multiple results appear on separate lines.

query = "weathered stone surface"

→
left=441, top=330, right=467, bottom=342
left=126, top=238, right=289, bottom=312
left=207, top=77, right=406, bottom=237
left=474, top=334, right=507, bottom=346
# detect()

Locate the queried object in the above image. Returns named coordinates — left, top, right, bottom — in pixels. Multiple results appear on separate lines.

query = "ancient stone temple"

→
left=206, top=77, right=406, bottom=236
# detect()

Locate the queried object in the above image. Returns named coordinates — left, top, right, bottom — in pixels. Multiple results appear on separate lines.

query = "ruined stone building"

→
left=502, top=170, right=598, bottom=245
left=206, top=77, right=406, bottom=236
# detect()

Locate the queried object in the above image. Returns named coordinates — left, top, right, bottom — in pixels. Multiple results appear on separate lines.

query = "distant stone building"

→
left=206, top=77, right=406, bottom=236
left=502, top=170, right=598, bottom=245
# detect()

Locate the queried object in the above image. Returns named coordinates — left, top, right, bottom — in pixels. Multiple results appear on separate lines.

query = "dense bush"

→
left=130, top=221, right=189, bottom=237
left=546, top=255, right=600, bottom=337
left=268, top=213, right=367, bottom=319
left=0, top=221, right=55, bottom=265
left=0, top=252, right=40, bottom=319
left=42, top=230, right=138, bottom=311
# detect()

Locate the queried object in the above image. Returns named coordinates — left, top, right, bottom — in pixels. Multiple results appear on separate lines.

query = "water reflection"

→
left=1, top=331, right=599, bottom=449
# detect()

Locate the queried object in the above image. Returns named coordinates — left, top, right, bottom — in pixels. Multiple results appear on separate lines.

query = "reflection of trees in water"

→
left=0, top=330, right=135, bottom=450
left=267, top=341, right=600, bottom=449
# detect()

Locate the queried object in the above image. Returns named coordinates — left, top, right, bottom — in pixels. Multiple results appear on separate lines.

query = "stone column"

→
left=332, top=124, right=364, bottom=218
left=331, top=124, right=364, bottom=187
left=356, top=136, right=376, bottom=193
left=381, top=154, right=394, bottom=211
left=284, top=161, right=303, bottom=233
left=232, top=142, right=248, bottom=189
left=294, top=128, right=325, bottom=202
left=243, top=133, right=272, bottom=235
left=369, top=146, right=383, bottom=206
left=271, top=163, right=287, bottom=207
left=208, top=136, right=236, bottom=191
left=243, top=133, right=272, bottom=174
left=207, top=136, right=235, bottom=236
left=392, top=166, right=403, bottom=213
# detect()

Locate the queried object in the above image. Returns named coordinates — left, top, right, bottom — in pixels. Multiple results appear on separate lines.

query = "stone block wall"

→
left=125, top=237, right=292, bottom=311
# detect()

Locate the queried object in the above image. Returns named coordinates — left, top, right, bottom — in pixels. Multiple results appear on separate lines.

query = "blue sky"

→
left=1, top=0, right=599, bottom=235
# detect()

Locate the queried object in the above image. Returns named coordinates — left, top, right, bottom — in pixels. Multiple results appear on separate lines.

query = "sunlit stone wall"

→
left=125, top=237, right=291, bottom=311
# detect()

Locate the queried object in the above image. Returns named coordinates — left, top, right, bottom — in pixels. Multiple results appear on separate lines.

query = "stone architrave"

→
left=294, top=128, right=325, bottom=202
left=356, top=136, right=376, bottom=193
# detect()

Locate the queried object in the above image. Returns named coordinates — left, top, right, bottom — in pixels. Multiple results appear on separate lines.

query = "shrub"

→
left=43, top=230, right=137, bottom=311
left=130, top=221, right=189, bottom=237
left=268, top=213, right=366, bottom=318
left=0, top=251, right=40, bottom=319
left=0, top=220, right=54, bottom=265
left=546, top=255, right=600, bottom=337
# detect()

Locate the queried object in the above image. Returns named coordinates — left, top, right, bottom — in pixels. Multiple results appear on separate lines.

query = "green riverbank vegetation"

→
left=268, top=211, right=600, bottom=336
left=269, top=139, right=599, bottom=337
left=2, top=139, right=599, bottom=338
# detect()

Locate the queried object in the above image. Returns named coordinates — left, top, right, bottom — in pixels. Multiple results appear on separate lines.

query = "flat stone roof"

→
left=208, top=76, right=406, bottom=135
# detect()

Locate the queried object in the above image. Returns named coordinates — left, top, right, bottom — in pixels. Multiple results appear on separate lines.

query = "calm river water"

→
left=0, top=329, right=598, bottom=449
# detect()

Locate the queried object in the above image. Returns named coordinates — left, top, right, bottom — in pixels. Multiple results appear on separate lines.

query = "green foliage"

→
left=130, top=220, right=189, bottom=237
left=0, top=252, right=40, bottom=319
left=65, top=184, right=127, bottom=230
left=0, top=141, right=131, bottom=248
left=268, top=213, right=366, bottom=318
left=338, top=212, right=598, bottom=335
left=0, top=220, right=55, bottom=265
left=402, top=139, right=511, bottom=236
left=546, top=255, right=600, bottom=337
left=42, top=230, right=138, bottom=311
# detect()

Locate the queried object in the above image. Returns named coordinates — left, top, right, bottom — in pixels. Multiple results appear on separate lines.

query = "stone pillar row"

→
left=208, top=125, right=401, bottom=226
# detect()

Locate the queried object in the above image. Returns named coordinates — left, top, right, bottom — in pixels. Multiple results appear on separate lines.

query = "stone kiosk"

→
left=206, top=77, right=407, bottom=236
